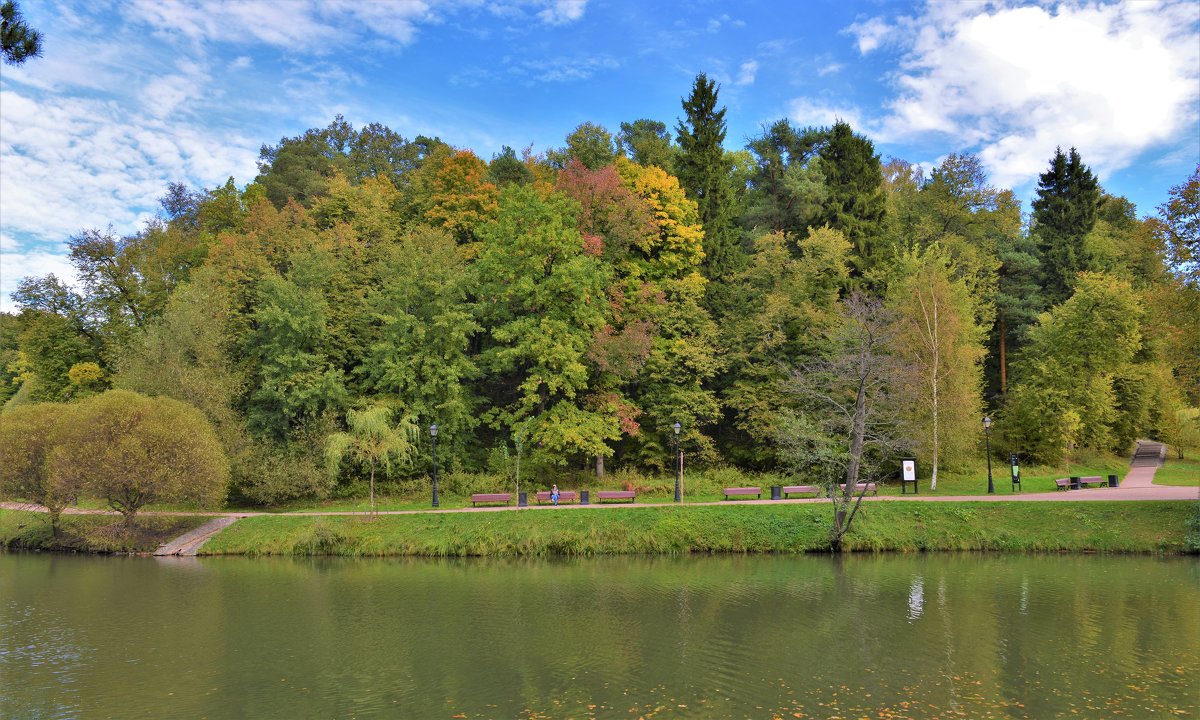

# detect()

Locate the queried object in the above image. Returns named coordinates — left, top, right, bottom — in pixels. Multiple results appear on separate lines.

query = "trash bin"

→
left=580, top=490, right=590, bottom=505
left=518, top=491, right=528, bottom=507
left=1069, top=476, right=1081, bottom=490
left=770, top=485, right=782, bottom=500
left=1107, top=474, right=1119, bottom=487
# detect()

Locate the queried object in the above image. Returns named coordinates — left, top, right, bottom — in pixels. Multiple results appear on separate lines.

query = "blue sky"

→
left=2, top=0, right=1198, bottom=310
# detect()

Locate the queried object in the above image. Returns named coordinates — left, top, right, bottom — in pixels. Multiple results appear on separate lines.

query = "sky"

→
left=1, top=0, right=1198, bottom=311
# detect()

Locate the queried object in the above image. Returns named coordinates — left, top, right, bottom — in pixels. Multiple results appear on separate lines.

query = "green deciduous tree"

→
left=474, top=185, right=614, bottom=467
left=45, top=390, right=229, bottom=528
left=1004, top=272, right=1142, bottom=463
left=1156, top=165, right=1200, bottom=288
left=887, top=246, right=986, bottom=489
left=617, top=119, right=675, bottom=170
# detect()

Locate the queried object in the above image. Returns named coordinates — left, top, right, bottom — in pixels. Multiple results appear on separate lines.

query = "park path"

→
left=3, top=441, right=1196, bottom=552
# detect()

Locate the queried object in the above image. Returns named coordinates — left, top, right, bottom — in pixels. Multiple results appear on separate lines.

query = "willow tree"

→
left=887, top=246, right=986, bottom=489
left=325, top=405, right=419, bottom=515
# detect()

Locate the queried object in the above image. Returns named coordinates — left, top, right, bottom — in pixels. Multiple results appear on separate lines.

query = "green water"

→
left=1, top=553, right=1196, bottom=719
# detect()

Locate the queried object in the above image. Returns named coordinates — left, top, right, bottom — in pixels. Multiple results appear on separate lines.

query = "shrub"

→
left=0, top=402, right=70, bottom=533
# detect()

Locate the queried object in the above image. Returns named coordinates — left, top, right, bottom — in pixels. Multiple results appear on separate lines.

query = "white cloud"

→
left=850, top=1, right=1200, bottom=189
left=537, top=0, right=588, bottom=25
left=736, top=60, right=758, bottom=86
left=844, top=16, right=892, bottom=54
left=0, top=245, right=78, bottom=312
left=230, top=56, right=253, bottom=70
left=817, top=62, right=843, bottom=77
left=787, top=98, right=868, bottom=133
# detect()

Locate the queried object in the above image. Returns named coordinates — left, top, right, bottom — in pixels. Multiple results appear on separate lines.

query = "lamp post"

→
left=983, top=416, right=994, bottom=495
left=430, top=423, right=439, bottom=508
left=673, top=421, right=682, bottom=503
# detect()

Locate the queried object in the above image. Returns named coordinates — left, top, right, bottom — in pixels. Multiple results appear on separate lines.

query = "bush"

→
left=232, top=437, right=334, bottom=506
left=46, top=390, right=229, bottom=526
left=0, top=402, right=70, bottom=531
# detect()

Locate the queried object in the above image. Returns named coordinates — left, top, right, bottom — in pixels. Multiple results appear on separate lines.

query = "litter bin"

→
left=518, top=491, right=528, bottom=507
left=770, top=485, right=782, bottom=500
left=1069, top=476, right=1081, bottom=490
left=580, top=490, right=590, bottom=505
left=1107, top=474, right=1119, bottom=487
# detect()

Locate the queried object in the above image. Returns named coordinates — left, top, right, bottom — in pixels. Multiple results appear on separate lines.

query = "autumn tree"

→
left=45, top=390, right=229, bottom=528
left=0, top=403, right=70, bottom=533
left=1156, top=164, right=1199, bottom=288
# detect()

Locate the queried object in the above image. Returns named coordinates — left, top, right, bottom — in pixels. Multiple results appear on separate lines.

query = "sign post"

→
left=900, top=458, right=918, bottom=494
left=1010, top=453, right=1021, bottom=493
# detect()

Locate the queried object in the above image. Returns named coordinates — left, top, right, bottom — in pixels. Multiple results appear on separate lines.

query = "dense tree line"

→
left=3, top=75, right=1197, bottom=504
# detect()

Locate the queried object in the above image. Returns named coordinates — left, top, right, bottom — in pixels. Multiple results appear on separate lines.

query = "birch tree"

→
left=887, top=246, right=986, bottom=489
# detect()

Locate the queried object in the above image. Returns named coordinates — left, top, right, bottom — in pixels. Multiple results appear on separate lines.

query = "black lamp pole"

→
left=673, top=421, right=682, bottom=503
left=430, top=423, right=439, bottom=508
left=983, top=416, right=994, bottom=494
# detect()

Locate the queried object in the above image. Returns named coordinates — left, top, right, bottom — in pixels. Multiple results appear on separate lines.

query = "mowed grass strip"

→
left=199, top=501, right=1195, bottom=557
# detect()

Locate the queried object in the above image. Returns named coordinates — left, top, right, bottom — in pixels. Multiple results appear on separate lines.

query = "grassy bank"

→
left=1155, top=454, right=1200, bottom=487
left=0, top=511, right=209, bottom=553
left=200, top=501, right=1195, bottom=556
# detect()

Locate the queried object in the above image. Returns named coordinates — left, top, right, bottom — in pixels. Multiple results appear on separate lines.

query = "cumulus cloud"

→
left=853, top=1, right=1200, bottom=188
left=787, top=98, right=868, bottom=134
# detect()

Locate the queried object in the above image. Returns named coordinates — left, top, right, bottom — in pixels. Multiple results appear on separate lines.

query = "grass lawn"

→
left=200, top=500, right=1195, bottom=556
left=1154, top=452, right=1200, bottom=487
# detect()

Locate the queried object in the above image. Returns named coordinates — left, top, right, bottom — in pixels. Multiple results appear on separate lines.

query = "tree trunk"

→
left=595, top=454, right=605, bottom=478
left=999, top=315, right=1007, bottom=395
left=369, top=460, right=376, bottom=515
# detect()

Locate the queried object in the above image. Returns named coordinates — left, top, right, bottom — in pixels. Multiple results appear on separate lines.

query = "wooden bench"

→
left=1055, top=478, right=1071, bottom=490
left=595, top=490, right=635, bottom=503
left=535, top=490, right=577, bottom=504
left=470, top=493, right=512, bottom=507
left=723, top=486, right=762, bottom=500
left=1078, top=476, right=1107, bottom=488
left=782, top=485, right=820, bottom=498
left=838, top=482, right=877, bottom=496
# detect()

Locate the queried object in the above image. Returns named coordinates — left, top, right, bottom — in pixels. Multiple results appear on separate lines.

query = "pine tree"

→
left=1031, top=147, right=1100, bottom=305
left=1, top=1, right=42, bottom=65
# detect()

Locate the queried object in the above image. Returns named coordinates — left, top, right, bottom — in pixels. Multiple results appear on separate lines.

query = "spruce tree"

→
left=1031, top=147, right=1100, bottom=305
left=811, top=121, right=887, bottom=280
left=675, top=74, right=743, bottom=296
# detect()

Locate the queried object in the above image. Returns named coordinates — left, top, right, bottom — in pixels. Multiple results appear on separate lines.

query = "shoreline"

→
left=4, top=499, right=1196, bottom=556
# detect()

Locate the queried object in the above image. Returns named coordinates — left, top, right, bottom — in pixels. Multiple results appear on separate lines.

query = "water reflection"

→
left=1, top=553, right=1197, bottom=719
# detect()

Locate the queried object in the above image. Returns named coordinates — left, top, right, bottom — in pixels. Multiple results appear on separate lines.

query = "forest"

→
left=3, top=74, right=1198, bottom=506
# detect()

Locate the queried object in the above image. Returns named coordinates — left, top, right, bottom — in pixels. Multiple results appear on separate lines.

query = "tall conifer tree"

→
left=1031, top=147, right=1100, bottom=305
left=675, top=74, right=743, bottom=300
left=811, top=121, right=887, bottom=280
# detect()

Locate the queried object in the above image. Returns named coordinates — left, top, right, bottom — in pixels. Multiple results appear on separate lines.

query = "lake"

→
left=1, top=552, right=1196, bottom=718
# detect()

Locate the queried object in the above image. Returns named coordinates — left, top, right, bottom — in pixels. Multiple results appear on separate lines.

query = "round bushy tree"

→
left=0, top=402, right=71, bottom=533
left=46, top=390, right=229, bottom=527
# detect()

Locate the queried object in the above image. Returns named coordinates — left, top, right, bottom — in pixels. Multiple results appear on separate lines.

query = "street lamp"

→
left=430, top=423, right=439, bottom=508
left=983, top=416, right=994, bottom=494
left=673, top=421, right=682, bottom=503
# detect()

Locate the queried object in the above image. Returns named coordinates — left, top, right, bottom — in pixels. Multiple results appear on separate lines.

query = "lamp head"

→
left=430, top=423, right=438, bottom=438
left=982, top=416, right=992, bottom=431
left=673, top=421, right=681, bottom=435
